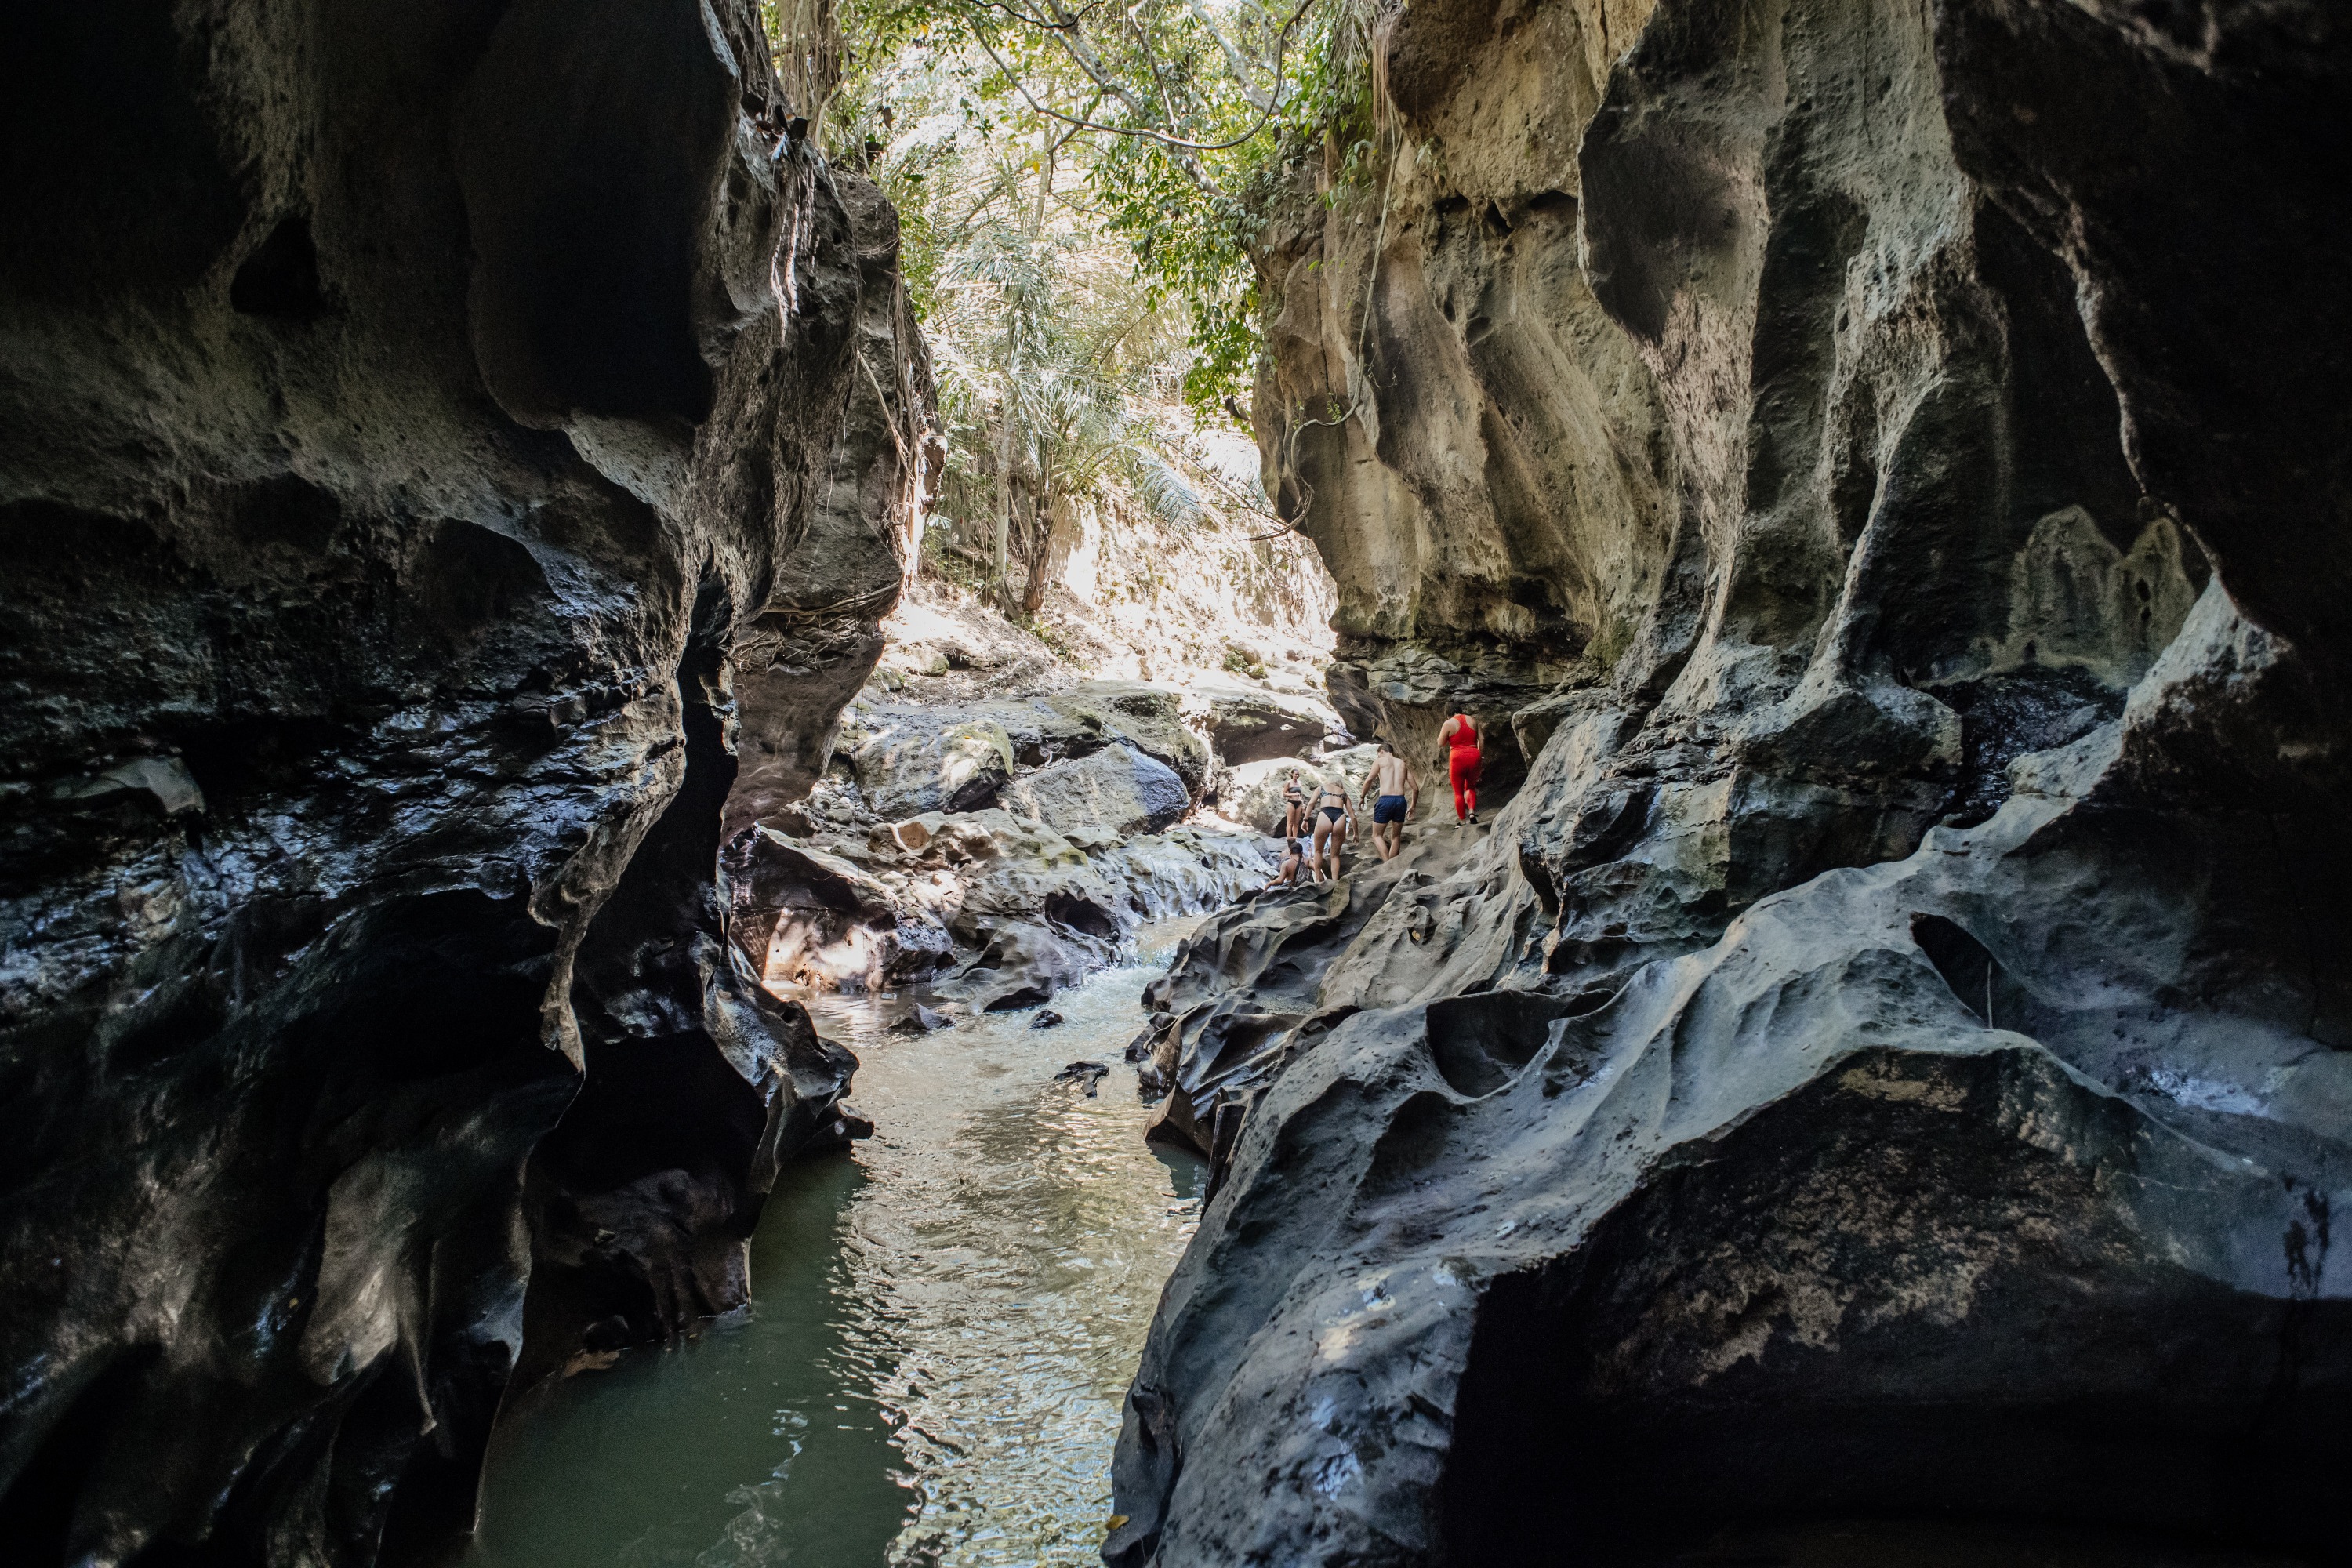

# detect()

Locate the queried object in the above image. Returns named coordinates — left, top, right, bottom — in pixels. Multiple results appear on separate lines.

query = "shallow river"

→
left=467, top=924, right=1206, bottom=1568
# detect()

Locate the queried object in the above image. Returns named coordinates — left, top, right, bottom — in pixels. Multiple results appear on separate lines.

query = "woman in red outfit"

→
left=1439, top=707, right=1482, bottom=825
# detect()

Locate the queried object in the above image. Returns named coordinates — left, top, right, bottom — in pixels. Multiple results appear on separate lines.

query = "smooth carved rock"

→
left=1190, top=677, right=1346, bottom=764
left=1135, top=831, right=1495, bottom=1168
left=1115, top=587, right=2352, bottom=1568
left=1044, top=681, right=1214, bottom=802
left=0, top=2, right=930, bottom=1563
left=731, top=779, right=1271, bottom=1013
left=1004, top=746, right=1192, bottom=837
left=847, top=714, right=1017, bottom=817
left=1114, top=0, right=2352, bottom=1560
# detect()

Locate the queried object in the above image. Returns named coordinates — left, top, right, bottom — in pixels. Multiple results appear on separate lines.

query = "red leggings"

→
left=1448, top=747, right=1481, bottom=819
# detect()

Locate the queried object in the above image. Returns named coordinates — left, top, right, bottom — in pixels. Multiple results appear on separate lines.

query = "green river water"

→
left=466, top=923, right=1207, bottom=1568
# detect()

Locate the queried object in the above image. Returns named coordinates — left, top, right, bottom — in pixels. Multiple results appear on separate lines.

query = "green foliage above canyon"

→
left=760, top=0, right=1372, bottom=616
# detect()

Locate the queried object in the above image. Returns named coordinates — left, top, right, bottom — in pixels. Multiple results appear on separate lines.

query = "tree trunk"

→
left=993, top=409, right=1012, bottom=606
left=1021, top=488, right=1055, bottom=615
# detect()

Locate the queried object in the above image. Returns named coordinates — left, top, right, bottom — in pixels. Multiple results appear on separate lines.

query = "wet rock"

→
left=1134, top=832, right=1488, bottom=1154
left=1113, top=0, right=2352, bottom=1560
left=1117, top=588, right=2352, bottom=1568
left=729, top=827, right=953, bottom=993
left=1055, top=1060, right=1109, bottom=1095
left=1031, top=1009, right=1066, bottom=1029
left=966, top=924, right=1097, bottom=1013
left=0, top=1, right=930, bottom=1562
left=889, top=1004, right=957, bottom=1035
left=804, top=1103, right=877, bottom=1150
left=738, top=786, right=1267, bottom=1009
left=579, top=1316, right=636, bottom=1355
left=1004, top=745, right=1190, bottom=837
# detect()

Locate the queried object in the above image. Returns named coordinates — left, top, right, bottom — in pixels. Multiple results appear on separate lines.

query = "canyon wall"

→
left=1122, top=0, right=2352, bottom=1562
left=0, top=2, right=928, bottom=1563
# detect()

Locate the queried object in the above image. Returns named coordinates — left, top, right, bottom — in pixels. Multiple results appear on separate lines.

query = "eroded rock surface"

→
left=729, top=756, right=1269, bottom=1016
left=720, top=670, right=1334, bottom=1022
left=0, top=2, right=928, bottom=1563
left=1189, top=677, right=1348, bottom=767
left=1116, top=0, right=2352, bottom=1563
left=1005, top=746, right=1192, bottom=837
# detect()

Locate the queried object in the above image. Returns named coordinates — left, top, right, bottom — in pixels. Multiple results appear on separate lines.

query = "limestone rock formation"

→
left=1043, top=681, right=1216, bottom=802
left=1116, top=0, right=2352, bottom=1563
left=0, top=2, right=930, bottom=1563
left=850, top=715, right=1018, bottom=817
left=1189, top=677, right=1348, bottom=765
left=1133, top=829, right=1486, bottom=1168
left=1004, top=746, right=1192, bottom=837
left=722, top=672, right=1304, bottom=1022
left=729, top=757, right=1269, bottom=1014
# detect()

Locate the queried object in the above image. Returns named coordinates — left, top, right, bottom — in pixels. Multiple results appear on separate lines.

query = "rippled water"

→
left=467, top=924, right=1206, bottom=1568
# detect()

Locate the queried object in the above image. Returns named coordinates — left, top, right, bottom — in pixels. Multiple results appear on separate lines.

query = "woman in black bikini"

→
left=1282, top=771, right=1308, bottom=840
left=1308, top=777, right=1352, bottom=883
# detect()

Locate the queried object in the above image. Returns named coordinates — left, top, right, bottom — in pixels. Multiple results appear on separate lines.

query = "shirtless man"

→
left=1359, top=739, right=1417, bottom=860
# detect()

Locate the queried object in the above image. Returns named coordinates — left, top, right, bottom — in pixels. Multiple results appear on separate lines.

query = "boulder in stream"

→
left=1003, top=745, right=1190, bottom=836
left=1190, top=677, right=1345, bottom=764
left=1044, top=681, right=1212, bottom=800
left=845, top=715, right=1016, bottom=817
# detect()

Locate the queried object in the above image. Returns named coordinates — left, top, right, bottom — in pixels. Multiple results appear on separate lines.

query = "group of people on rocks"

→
left=1262, top=705, right=1484, bottom=890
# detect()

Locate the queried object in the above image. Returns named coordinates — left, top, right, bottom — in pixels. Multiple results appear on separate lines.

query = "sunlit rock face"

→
left=0, top=1, right=928, bottom=1563
left=1123, top=0, right=2352, bottom=1563
left=721, top=683, right=1274, bottom=1018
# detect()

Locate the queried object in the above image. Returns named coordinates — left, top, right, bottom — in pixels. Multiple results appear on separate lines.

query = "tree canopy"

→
left=759, top=0, right=1374, bottom=615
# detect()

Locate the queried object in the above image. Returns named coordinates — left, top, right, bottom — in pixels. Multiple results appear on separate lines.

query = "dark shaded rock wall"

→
left=0, top=2, right=930, bottom=1563
left=1123, top=0, right=2352, bottom=1563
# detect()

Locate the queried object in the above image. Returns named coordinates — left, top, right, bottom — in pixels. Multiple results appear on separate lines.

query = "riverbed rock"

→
left=0, top=2, right=931, bottom=1563
left=1056, top=1059, right=1109, bottom=1095
left=1004, top=745, right=1191, bottom=837
left=1112, top=0, right=2352, bottom=1562
left=1190, top=677, right=1345, bottom=764
left=846, top=713, right=1018, bottom=817
left=1045, top=681, right=1214, bottom=801
left=1119, top=589, right=2352, bottom=1567
left=731, top=786, right=1271, bottom=1010
left=1134, top=830, right=1489, bottom=1162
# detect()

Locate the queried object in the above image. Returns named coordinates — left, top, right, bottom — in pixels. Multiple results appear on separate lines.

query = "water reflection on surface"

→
left=468, top=924, right=1207, bottom=1568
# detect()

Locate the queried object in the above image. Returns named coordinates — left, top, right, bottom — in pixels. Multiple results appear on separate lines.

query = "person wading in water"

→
left=1359, top=739, right=1417, bottom=860
left=1439, top=706, right=1483, bottom=826
left=1308, top=775, right=1353, bottom=882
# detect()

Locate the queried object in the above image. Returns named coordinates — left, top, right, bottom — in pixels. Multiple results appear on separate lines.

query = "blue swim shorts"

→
left=1373, top=793, right=1407, bottom=825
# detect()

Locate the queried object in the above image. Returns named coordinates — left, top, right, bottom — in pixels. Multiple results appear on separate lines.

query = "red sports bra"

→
left=1446, top=714, right=1479, bottom=750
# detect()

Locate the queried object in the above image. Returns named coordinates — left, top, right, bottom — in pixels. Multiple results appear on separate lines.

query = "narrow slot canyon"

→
left=5, top=0, right=2350, bottom=1566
